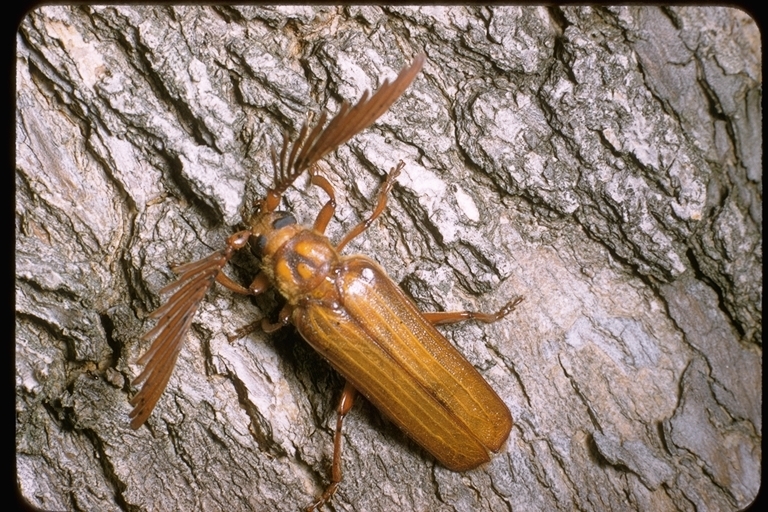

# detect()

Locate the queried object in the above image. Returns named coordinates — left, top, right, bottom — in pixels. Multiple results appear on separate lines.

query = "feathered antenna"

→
left=262, top=53, right=425, bottom=212
left=129, top=251, right=230, bottom=429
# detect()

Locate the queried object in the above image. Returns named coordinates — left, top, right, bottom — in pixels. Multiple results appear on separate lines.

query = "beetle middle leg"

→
left=422, top=296, right=524, bottom=326
left=226, top=281, right=294, bottom=341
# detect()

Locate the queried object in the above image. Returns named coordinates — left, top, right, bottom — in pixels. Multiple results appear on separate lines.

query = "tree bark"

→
left=16, top=6, right=760, bottom=511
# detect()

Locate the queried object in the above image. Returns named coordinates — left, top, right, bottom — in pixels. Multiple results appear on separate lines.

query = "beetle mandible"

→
left=129, top=52, right=523, bottom=510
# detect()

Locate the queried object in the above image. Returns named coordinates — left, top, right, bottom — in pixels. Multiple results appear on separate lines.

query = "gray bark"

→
left=16, top=5, right=760, bottom=512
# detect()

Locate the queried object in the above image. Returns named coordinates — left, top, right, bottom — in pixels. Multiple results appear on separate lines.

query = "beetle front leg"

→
left=204, top=230, right=262, bottom=296
left=307, top=381, right=357, bottom=512
left=422, top=296, right=524, bottom=326
left=336, top=161, right=404, bottom=252
left=215, top=272, right=252, bottom=295
left=222, top=274, right=274, bottom=342
left=309, top=166, right=337, bottom=234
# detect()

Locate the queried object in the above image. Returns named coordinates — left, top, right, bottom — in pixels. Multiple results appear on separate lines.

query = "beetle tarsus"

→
left=306, top=481, right=339, bottom=512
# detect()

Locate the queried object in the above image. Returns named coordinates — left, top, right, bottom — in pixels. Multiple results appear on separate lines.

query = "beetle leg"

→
left=307, top=381, right=357, bottom=512
left=225, top=320, right=262, bottom=343
left=223, top=274, right=275, bottom=342
left=222, top=271, right=282, bottom=341
left=422, top=296, right=524, bottom=326
left=215, top=272, right=251, bottom=295
left=261, top=303, right=294, bottom=333
left=247, top=272, right=271, bottom=295
left=214, top=235, right=273, bottom=296
left=335, top=161, right=405, bottom=252
left=308, top=166, right=337, bottom=234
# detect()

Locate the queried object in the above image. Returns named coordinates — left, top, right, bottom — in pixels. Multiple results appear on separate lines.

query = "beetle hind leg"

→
left=307, top=381, right=357, bottom=511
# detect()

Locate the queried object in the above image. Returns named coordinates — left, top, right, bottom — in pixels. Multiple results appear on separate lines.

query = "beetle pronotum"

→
left=129, top=52, right=522, bottom=510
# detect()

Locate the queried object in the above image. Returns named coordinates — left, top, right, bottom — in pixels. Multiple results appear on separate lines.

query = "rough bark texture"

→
left=16, top=6, right=760, bottom=512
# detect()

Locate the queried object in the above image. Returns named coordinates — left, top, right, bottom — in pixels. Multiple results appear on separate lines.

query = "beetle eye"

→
left=272, top=212, right=296, bottom=230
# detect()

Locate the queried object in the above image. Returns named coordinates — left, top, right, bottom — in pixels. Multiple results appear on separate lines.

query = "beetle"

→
left=129, top=52, right=522, bottom=510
